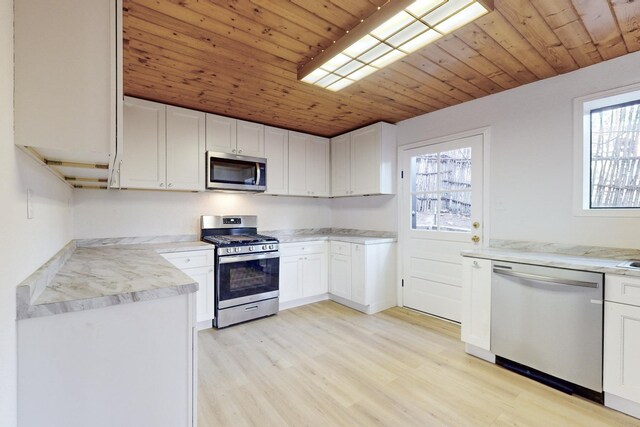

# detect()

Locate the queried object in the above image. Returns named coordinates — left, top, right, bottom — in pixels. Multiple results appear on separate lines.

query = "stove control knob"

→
left=262, top=245, right=267, bottom=250
left=226, top=248, right=233, bottom=254
left=235, top=247, right=241, bottom=253
left=268, top=244, right=274, bottom=250
left=248, top=246, right=254, bottom=251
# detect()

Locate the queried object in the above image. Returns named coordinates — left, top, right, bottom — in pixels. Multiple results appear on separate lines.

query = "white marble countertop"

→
left=274, top=234, right=396, bottom=244
left=17, top=241, right=214, bottom=320
left=462, top=246, right=640, bottom=277
left=17, top=229, right=395, bottom=320
left=265, top=228, right=397, bottom=245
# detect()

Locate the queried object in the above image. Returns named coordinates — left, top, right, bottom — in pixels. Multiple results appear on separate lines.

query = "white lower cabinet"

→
left=460, top=256, right=492, bottom=354
left=162, top=249, right=215, bottom=328
left=279, top=242, right=329, bottom=308
left=604, top=274, right=640, bottom=419
left=329, top=241, right=396, bottom=314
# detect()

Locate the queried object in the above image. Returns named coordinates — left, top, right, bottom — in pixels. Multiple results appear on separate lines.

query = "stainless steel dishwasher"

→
left=491, top=261, right=604, bottom=397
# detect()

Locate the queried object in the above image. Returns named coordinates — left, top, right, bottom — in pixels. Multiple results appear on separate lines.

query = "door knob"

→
left=472, top=222, right=480, bottom=229
left=471, top=235, right=480, bottom=243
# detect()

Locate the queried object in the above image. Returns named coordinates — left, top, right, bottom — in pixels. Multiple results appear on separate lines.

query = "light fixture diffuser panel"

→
left=298, top=0, right=493, bottom=91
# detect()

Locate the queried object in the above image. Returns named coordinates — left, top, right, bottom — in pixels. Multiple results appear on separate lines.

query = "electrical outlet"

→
left=27, top=189, right=34, bottom=219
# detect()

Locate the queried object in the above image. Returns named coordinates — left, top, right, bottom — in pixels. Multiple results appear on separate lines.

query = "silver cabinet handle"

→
left=185, top=258, right=190, bottom=263
left=159, top=183, right=164, bottom=187
left=492, top=268, right=598, bottom=288
left=238, top=149, right=242, bottom=154
left=232, top=149, right=236, bottom=153
left=168, top=183, right=173, bottom=188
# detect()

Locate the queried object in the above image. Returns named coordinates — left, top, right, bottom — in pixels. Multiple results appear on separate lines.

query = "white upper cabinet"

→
left=288, top=132, right=330, bottom=197
left=307, top=136, right=331, bottom=197
left=15, top=0, right=121, bottom=187
left=205, top=114, right=236, bottom=154
left=264, top=126, right=289, bottom=195
left=331, top=134, right=351, bottom=197
left=121, top=98, right=166, bottom=190
left=205, top=114, right=265, bottom=157
left=330, top=122, right=397, bottom=197
left=288, top=132, right=309, bottom=196
left=237, top=120, right=265, bottom=158
left=122, top=97, right=204, bottom=191
left=166, top=106, right=205, bottom=191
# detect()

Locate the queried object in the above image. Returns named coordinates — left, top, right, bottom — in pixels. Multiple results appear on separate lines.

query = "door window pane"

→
left=412, top=192, right=438, bottom=230
left=439, top=148, right=471, bottom=190
left=440, top=192, right=471, bottom=231
left=411, top=146, right=472, bottom=232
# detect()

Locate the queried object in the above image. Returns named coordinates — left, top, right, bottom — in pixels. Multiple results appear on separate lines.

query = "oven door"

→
left=206, top=151, right=267, bottom=192
left=217, top=251, right=279, bottom=308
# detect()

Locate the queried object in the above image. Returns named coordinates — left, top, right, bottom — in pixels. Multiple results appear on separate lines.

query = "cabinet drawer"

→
left=606, top=274, right=640, bottom=306
left=279, top=241, right=326, bottom=257
left=162, top=250, right=214, bottom=269
left=330, top=241, right=351, bottom=256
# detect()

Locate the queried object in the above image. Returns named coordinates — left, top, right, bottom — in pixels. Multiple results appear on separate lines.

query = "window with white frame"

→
left=575, top=85, right=640, bottom=215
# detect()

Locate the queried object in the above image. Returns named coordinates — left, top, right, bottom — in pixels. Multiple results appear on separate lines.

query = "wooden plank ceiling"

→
left=123, top=0, right=640, bottom=137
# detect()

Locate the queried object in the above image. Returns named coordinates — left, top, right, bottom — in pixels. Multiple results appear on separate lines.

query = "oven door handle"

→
left=218, top=251, right=280, bottom=264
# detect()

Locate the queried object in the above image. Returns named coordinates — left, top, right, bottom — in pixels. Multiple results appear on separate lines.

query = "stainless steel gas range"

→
left=201, top=215, right=279, bottom=328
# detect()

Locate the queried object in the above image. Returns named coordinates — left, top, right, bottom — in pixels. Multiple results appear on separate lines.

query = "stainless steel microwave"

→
left=206, top=151, right=267, bottom=192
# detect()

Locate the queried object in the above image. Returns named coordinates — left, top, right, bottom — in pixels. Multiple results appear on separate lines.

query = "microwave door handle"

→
left=255, top=162, right=261, bottom=185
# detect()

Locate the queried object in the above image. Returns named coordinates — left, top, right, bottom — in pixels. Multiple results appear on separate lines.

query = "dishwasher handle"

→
left=492, top=267, right=599, bottom=288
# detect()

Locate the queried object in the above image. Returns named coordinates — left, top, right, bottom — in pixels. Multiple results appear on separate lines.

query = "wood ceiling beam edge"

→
left=297, top=0, right=415, bottom=80
left=610, top=0, right=640, bottom=52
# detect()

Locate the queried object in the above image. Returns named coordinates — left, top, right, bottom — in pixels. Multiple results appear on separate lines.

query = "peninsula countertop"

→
left=17, top=239, right=212, bottom=320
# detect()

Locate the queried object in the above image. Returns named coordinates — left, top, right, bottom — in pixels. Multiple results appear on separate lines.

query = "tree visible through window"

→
left=590, top=100, right=640, bottom=208
left=411, top=147, right=472, bottom=231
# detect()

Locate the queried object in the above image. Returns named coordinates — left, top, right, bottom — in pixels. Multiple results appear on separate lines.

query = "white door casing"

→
left=399, top=129, right=489, bottom=322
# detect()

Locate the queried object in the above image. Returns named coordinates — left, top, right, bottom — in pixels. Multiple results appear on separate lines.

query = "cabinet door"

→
left=205, top=113, right=236, bottom=154
left=264, top=126, right=289, bottom=195
left=279, top=256, right=301, bottom=303
left=15, top=0, right=114, bottom=155
left=121, top=97, right=166, bottom=190
left=350, top=124, right=380, bottom=195
left=302, top=253, right=327, bottom=297
left=166, top=106, right=205, bottom=191
left=331, top=134, right=351, bottom=197
left=351, top=244, right=366, bottom=305
left=460, top=257, right=492, bottom=351
left=182, top=266, right=215, bottom=323
left=237, top=120, right=265, bottom=157
left=306, top=136, right=330, bottom=197
left=330, top=253, right=352, bottom=299
left=604, top=302, right=640, bottom=403
left=288, top=131, right=309, bottom=196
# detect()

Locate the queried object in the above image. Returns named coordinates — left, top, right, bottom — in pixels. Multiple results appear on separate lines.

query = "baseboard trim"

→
left=605, top=393, right=640, bottom=420
left=279, top=294, right=329, bottom=311
left=465, top=343, right=496, bottom=363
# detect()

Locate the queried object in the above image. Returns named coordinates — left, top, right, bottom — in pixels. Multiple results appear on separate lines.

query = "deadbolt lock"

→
left=471, top=235, right=480, bottom=243
left=472, top=222, right=480, bottom=229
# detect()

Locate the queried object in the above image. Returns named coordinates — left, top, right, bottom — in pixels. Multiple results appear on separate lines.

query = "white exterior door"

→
left=401, top=133, right=484, bottom=322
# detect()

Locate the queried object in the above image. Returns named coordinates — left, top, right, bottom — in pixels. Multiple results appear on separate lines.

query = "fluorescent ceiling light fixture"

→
left=298, top=0, right=493, bottom=91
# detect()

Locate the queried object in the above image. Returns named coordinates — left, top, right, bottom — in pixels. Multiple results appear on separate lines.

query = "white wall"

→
left=0, top=0, right=74, bottom=424
left=398, top=51, right=640, bottom=249
left=331, top=195, right=397, bottom=232
left=73, top=190, right=332, bottom=238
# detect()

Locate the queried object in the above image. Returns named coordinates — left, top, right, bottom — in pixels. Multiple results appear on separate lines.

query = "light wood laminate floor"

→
left=198, top=301, right=638, bottom=426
